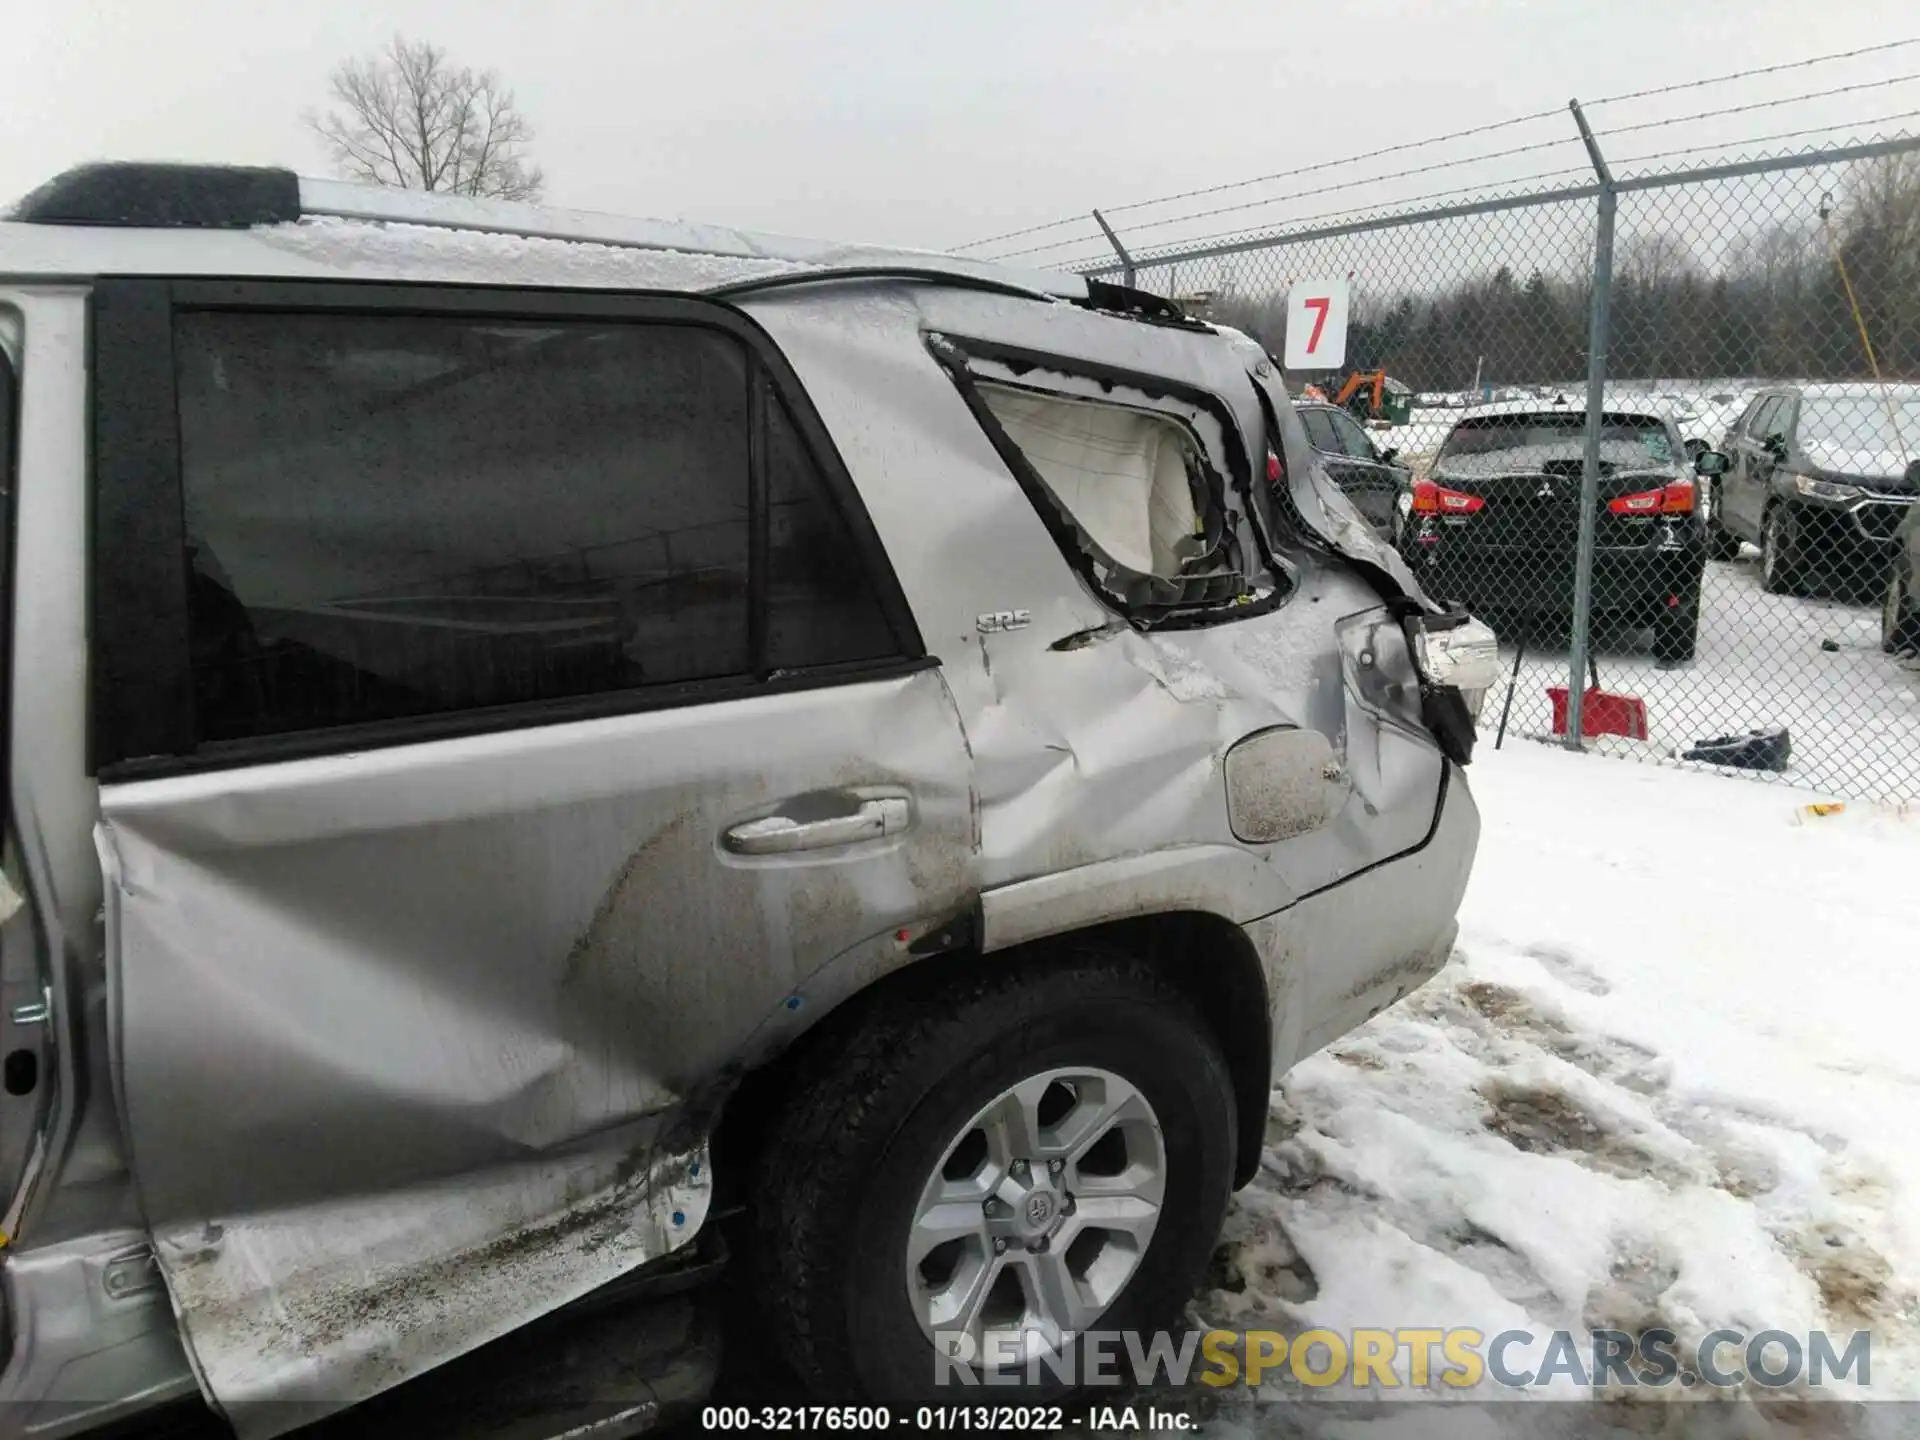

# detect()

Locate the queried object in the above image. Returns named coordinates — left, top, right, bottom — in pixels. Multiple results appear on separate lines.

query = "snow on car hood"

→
left=1802, top=438, right=1920, bottom=485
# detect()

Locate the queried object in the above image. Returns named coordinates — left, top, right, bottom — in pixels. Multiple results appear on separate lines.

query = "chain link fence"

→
left=1074, top=132, right=1920, bottom=804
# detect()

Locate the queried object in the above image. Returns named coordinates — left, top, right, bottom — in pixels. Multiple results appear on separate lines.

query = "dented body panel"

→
left=1, top=213, right=1480, bottom=1438
left=742, top=285, right=1451, bottom=946
left=95, top=670, right=973, bottom=1428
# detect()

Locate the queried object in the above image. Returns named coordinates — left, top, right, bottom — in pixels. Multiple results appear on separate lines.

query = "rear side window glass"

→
left=1329, top=412, right=1376, bottom=459
left=172, top=309, right=892, bottom=747
left=1299, top=409, right=1339, bottom=452
left=1438, top=412, right=1672, bottom=467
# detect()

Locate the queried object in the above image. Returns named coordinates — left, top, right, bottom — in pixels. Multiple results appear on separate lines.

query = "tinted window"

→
left=174, top=310, right=888, bottom=745
left=765, top=389, right=897, bottom=670
left=1329, top=411, right=1376, bottom=460
left=1438, top=412, right=1672, bottom=465
left=1746, top=396, right=1784, bottom=441
left=1299, top=409, right=1340, bottom=452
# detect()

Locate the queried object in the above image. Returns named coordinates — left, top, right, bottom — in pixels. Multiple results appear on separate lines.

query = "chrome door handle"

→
left=724, top=797, right=910, bottom=855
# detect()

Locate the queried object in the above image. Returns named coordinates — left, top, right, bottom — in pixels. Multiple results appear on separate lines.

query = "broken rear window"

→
left=933, top=339, right=1277, bottom=624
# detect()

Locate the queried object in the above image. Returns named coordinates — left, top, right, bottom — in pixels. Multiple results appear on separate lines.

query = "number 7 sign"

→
left=1283, top=279, right=1350, bottom=371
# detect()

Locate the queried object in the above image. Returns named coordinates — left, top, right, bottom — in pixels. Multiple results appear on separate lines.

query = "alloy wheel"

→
left=906, top=1066, right=1165, bottom=1366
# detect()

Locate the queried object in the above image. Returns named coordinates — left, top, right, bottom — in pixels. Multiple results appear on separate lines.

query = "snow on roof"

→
left=294, top=178, right=1088, bottom=299
left=2, top=166, right=1089, bottom=302
left=251, top=216, right=810, bottom=292
left=1452, top=396, right=1675, bottom=423
left=1796, top=381, right=1920, bottom=402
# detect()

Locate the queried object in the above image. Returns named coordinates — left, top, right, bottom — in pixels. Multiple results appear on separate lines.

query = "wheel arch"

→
left=711, top=908, right=1273, bottom=1208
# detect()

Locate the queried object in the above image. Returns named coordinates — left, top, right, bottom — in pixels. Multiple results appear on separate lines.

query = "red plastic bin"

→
left=1547, top=685, right=1648, bottom=741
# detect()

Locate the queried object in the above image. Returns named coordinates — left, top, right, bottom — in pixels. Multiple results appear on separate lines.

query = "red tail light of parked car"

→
left=1607, top=479, right=1695, bottom=515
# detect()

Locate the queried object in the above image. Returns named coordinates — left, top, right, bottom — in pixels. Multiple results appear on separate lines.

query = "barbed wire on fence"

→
left=987, top=77, right=1920, bottom=267
left=1038, top=116, right=1920, bottom=274
left=959, top=36, right=1920, bottom=265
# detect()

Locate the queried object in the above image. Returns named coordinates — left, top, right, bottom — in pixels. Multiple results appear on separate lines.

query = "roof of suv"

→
left=1, top=162, right=1116, bottom=309
left=1783, top=381, right=1920, bottom=403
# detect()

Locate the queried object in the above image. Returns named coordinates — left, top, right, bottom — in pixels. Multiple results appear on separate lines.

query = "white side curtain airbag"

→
left=979, top=384, right=1198, bottom=579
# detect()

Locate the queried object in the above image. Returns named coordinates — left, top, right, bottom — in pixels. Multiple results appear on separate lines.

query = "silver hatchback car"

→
left=0, top=164, right=1496, bottom=1438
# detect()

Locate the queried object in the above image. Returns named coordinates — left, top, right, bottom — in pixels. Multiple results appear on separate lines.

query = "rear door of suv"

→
left=87, top=280, right=975, bottom=1429
left=1725, top=392, right=1785, bottom=539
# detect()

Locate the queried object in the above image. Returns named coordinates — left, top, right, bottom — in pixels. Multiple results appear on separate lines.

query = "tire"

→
left=1652, top=574, right=1702, bottom=666
left=1885, top=565, right=1920, bottom=655
left=752, top=949, right=1236, bottom=1407
left=1760, top=504, right=1802, bottom=596
left=1706, top=483, right=1742, bottom=562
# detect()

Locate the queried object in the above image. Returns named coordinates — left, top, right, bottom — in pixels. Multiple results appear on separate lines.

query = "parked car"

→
left=1884, top=496, right=1920, bottom=656
left=0, top=163, right=1499, bottom=1437
left=1399, top=401, right=1716, bottom=664
left=1646, top=391, right=1721, bottom=461
left=1295, top=399, right=1411, bottom=538
left=1713, top=383, right=1920, bottom=597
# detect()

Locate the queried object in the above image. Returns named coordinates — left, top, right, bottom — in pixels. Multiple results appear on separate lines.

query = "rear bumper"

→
left=1401, top=539, right=1703, bottom=616
left=1246, top=760, right=1480, bottom=1084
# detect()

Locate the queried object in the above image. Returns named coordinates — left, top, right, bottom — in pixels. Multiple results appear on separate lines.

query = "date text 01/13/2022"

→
left=697, top=1404, right=1195, bottom=1431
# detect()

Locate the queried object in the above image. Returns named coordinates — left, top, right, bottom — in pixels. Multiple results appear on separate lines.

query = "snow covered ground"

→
left=1180, top=744, right=1919, bottom=1434
left=1486, top=550, right=1920, bottom=804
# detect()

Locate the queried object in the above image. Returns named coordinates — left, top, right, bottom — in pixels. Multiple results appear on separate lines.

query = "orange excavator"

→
left=1324, top=369, right=1412, bottom=425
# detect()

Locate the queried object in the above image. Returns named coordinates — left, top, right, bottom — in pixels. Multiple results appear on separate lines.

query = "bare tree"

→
left=1836, top=152, right=1920, bottom=374
left=309, top=36, right=545, bottom=201
left=1618, top=231, right=1701, bottom=293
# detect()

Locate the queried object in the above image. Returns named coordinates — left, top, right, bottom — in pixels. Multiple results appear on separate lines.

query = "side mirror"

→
left=1764, top=433, right=1788, bottom=460
left=1693, top=448, right=1730, bottom=477
left=1379, top=447, right=1400, bottom=466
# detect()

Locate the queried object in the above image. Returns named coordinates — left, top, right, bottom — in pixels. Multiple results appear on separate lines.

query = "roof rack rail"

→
left=10, top=163, right=300, bottom=229
left=8, top=162, right=1092, bottom=304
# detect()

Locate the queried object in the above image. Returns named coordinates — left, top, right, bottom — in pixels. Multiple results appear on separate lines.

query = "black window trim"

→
left=0, top=328, right=16, bottom=821
left=90, top=276, right=929, bottom=781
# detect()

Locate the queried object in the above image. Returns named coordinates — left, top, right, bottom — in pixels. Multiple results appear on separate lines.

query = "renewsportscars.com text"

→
left=934, top=1326, right=1872, bottom=1390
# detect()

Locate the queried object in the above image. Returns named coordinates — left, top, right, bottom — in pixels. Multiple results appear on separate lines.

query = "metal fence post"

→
left=1091, top=210, right=1136, bottom=288
left=1565, top=99, right=1616, bottom=751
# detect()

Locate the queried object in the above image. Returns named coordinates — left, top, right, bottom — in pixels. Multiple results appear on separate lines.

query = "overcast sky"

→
left=6, top=0, right=1916, bottom=257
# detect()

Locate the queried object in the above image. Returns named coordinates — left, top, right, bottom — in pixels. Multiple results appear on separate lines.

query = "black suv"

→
left=1296, top=400, right=1410, bottom=538
left=1711, top=383, right=1920, bottom=597
left=1399, top=402, right=1714, bottom=663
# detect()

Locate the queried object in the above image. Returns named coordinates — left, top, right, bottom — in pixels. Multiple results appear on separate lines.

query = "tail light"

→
left=1411, top=480, right=1485, bottom=514
left=1608, top=480, right=1695, bottom=515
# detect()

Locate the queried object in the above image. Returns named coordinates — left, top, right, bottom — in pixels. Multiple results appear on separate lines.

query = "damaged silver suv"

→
left=0, top=164, right=1496, bottom=1438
